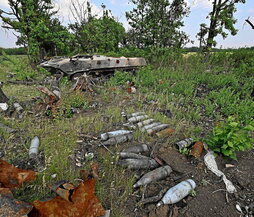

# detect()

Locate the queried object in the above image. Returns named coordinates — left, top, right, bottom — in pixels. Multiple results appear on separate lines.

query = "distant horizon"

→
left=0, top=0, right=253, bottom=49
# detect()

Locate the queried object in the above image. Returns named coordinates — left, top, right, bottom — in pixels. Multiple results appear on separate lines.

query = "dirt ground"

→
left=121, top=143, right=254, bottom=217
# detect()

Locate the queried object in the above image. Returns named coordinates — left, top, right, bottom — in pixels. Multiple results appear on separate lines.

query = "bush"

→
left=206, top=117, right=254, bottom=160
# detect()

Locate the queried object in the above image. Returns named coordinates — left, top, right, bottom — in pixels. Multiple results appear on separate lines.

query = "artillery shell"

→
left=140, top=122, right=161, bottom=132
left=100, top=130, right=132, bottom=141
left=122, top=144, right=149, bottom=154
left=128, top=112, right=146, bottom=118
left=133, top=165, right=173, bottom=188
left=119, top=152, right=150, bottom=160
left=190, top=141, right=204, bottom=158
left=29, top=136, right=40, bottom=159
left=128, top=115, right=149, bottom=123
left=101, top=133, right=133, bottom=146
left=117, top=158, right=159, bottom=170
left=137, top=119, right=155, bottom=128
left=146, top=124, right=169, bottom=135
left=175, top=138, right=193, bottom=150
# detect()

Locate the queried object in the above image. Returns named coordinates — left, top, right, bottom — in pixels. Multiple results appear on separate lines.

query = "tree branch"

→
left=245, top=18, right=254, bottom=29
left=0, top=9, right=14, bottom=16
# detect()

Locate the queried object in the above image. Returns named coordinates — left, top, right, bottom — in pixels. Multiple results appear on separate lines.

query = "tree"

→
left=0, top=0, right=72, bottom=63
left=198, top=0, right=246, bottom=52
left=126, top=0, right=189, bottom=49
left=69, top=3, right=125, bottom=53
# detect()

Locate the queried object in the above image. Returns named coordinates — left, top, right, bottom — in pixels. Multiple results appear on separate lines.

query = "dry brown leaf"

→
left=0, top=160, right=36, bottom=189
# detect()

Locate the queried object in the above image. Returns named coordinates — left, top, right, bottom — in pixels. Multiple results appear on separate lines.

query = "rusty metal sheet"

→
left=0, top=160, right=36, bottom=189
left=30, top=166, right=105, bottom=217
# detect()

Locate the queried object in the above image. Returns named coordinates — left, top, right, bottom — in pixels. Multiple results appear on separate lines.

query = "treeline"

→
left=0, top=47, right=26, bottom=55
left=2, top=46, right=254, bottom=56
left=0, top=0, right=248, bottom=63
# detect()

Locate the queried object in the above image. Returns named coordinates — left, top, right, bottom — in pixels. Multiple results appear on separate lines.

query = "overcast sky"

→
left=0, top=0, right=253, bottom=48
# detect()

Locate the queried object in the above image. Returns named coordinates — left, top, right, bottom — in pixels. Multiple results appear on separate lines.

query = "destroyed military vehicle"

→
left=40, top=54, right=146, bottom=79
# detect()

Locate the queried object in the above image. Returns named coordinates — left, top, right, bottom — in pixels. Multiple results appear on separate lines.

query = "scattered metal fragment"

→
left=138, top=188, right=169, bottom=206
left=36, top=86, right=61, bottom=113
left=225, top=164, right=235, bottom=168
left=117, top=158, right=159, bottom=170
left=204, top=151, right=237, bottom=193
left=30, top=168, right=105, bottom=217
left=133, top=165, right=173, bottom=188
left=49, top=181, right=75, bottom=202
left=13, top=102, right=23, bottom=113
left=122, top=144, right=150, bottom=154
left=0, top=160, right=36, bottom=189
left=119, top=152, right=150, bottom=160
left=71, top=73, right=94, bottom=92
left=127, top=86, right=136, bottom=94
left=157, top=179, right=196, bottom=206
left=51, top=174, right=57, bottom=179
left=100, top=130, right=132, bottom=141
left=0, top=123, right=16, bottom=133
left=190, top=141, right=204, bottom=158
left=175, top=138, right=193, bottom=150
left=236, top=204, right=243, bottom=214
left=0, top=103, right=8, bottom=111
left=102, top=210, right=111, bottom=217
left=29, top=136, right=40, bottom=159
left=146, top=124, right=169, bottom=135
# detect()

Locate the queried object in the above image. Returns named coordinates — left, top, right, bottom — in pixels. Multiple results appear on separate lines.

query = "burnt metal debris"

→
left=40, top=55, right=146, bottom=79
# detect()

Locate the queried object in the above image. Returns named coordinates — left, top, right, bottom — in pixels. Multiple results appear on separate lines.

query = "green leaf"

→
left=227, top=141, right=234, bottom=148
left=229, top=122, right=238, bottom=127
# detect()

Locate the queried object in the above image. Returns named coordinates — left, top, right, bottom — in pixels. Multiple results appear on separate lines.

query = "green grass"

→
left=0, top=50, right=253, bottom=216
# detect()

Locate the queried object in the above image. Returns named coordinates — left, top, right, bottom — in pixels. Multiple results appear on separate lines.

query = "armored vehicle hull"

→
left=40, top=55, right=146, bottom=79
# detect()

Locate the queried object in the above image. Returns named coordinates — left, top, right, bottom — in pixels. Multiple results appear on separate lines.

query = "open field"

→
left=0, top=50, right=254, bottom=217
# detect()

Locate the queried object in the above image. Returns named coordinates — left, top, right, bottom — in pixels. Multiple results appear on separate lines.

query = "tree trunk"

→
left=204, top=0, right=222, bottom=52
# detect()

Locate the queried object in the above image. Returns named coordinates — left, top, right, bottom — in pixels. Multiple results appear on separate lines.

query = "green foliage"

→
left=0, top=0, right=72, bottom=62
left=108, top=70, right=133, bottom=86
left=0, top=47, right=26, bottom=55
left=69, top=5, right=125, bottom=53
left=179, top=147, right=190, bottom=155
left=126, top=0, right=189, bottom=48
left=57, top=92, right=89, bottom=118
left=198, top=0, right=246, bottom=51
left=206, top=117, right=254, bottom=160
left=80, top=16, right=125, bottom=53
left=106, top=49, right=254, bottom=124
left=1, top=53, right=38, bottom=80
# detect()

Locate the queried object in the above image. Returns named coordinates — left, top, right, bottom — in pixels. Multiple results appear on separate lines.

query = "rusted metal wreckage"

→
left=40, top=54, right=146, bottom=79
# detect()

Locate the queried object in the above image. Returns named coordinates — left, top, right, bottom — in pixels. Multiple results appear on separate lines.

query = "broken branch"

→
left=245, top=18, right=254, bottom=29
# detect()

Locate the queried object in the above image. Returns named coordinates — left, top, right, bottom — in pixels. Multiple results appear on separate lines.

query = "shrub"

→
left=206, top=117, right=254, bottom=160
